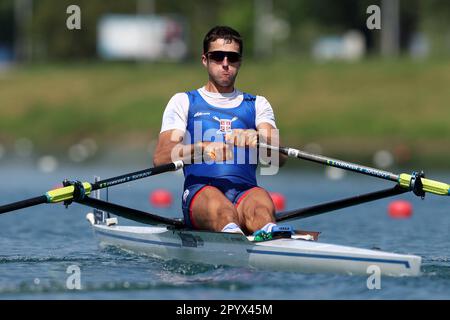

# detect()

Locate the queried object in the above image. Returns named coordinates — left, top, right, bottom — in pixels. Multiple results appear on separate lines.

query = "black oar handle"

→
left=0, top=195, right=48, bottom=215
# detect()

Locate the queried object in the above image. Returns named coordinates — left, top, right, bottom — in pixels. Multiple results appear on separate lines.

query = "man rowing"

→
left=153, top=26, right=287, bottom=237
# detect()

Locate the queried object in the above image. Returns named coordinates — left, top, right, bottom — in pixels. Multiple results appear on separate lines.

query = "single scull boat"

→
left=86, top=214, right=421, bottom=276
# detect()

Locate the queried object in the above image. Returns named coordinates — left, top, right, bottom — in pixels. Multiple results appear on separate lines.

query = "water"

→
left=1, top=163, right=449, bottom=299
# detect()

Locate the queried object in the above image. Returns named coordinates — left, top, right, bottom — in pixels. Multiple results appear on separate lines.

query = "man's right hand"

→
left=199, top=142, right=234, bottom=162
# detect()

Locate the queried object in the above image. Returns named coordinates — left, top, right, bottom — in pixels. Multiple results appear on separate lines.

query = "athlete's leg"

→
left=190, top=186, right=242, bottom=232
left=236, top=187, right=276, bottom=234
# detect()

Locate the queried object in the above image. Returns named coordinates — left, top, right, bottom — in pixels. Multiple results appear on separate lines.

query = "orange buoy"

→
left=388, top=200, right=413, bottom=219
left=269, top=192, right=286, bottom=211
left=149, top=189, right=173, bottom=208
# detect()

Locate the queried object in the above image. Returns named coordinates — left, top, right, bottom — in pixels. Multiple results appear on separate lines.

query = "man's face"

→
left=202, top=39, right=241, bottom=89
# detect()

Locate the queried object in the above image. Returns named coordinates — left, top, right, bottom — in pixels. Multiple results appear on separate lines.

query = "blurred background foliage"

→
left=0, top=0, right=449, bottom=60
left=0, top=0, right=449, bottom=167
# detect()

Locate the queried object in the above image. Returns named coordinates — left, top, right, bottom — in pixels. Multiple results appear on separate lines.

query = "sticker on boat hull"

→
left=178, top=233, right=204, bottom=247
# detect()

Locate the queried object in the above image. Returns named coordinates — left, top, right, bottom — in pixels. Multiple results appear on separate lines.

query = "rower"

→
left=153, top=26, right=287, bottom=236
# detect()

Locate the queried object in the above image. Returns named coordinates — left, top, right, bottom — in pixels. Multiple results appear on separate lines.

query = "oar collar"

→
left=410, top=171, right=426, bottom=199
left=62, top=180, right=88, bottom=208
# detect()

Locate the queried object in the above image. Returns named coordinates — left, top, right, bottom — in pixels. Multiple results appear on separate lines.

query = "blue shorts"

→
left=182, top=181, right=260, bottom=229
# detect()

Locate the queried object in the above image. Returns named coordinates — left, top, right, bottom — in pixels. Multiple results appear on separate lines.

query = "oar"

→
left=276, top=185, right=408, bottom=222
left=78, top=196, right=185, bottom=228
left=259, top=142, right=450, bottom=197
left=0, top=160, right=184, bottom=215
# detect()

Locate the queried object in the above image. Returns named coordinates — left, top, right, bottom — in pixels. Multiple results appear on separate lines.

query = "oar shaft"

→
left=0, top=161, right=185, bottom=215
left=260, top=142, right=450, bottom=196
left=275, top=186, right=408, bottom=222
left=92, top=161, right=184, bottom=190
left=0, top=196, right=48, bottom=215
left=77, top=196, right=185, bottom=227
left=260, top=143, right=399, bottom=182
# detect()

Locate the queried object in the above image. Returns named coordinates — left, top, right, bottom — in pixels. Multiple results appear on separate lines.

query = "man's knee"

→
left=218, top=204, right=239, bottom=221
left=208, top=198, right=238, bottom=219
left=245, top=204, right=275, bottom=220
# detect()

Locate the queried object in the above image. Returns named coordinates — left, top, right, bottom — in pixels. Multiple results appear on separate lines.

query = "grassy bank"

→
left=0, top=58, right=449, bottom=167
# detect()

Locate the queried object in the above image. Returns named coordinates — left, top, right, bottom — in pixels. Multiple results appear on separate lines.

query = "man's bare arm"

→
left=153, top=129, right=233, bottom=166
left=153, top=130, right=185, bottom=166
left=257, top=122, right=288, bottom=167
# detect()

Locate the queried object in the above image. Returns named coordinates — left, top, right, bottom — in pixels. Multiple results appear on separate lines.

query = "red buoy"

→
left=269, top=192, right=286, bottom=211
left=149, top=189, right=173, bottom=208
left=388, top=200, right=413, bottom=219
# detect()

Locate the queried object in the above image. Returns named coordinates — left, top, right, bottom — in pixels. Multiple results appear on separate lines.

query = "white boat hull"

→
left=91, top=224, right=421, bottom=277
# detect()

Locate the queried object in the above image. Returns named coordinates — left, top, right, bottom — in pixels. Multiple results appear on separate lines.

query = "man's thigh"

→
left=188, top=186, right=239, bottom=230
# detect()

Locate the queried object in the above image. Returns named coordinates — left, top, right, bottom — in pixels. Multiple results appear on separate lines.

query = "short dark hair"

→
left=203, top=26, right=243, bottom=55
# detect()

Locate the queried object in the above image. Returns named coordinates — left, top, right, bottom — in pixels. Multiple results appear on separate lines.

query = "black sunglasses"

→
left=206, top=51, right=241, bottom=63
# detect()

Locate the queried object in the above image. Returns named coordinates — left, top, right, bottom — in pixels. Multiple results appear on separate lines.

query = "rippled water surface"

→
left=1, top=163, right=449, bottom=299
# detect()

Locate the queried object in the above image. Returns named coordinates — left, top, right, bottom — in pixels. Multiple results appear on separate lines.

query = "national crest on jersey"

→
left=213, top=116, right=238, bottom=134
